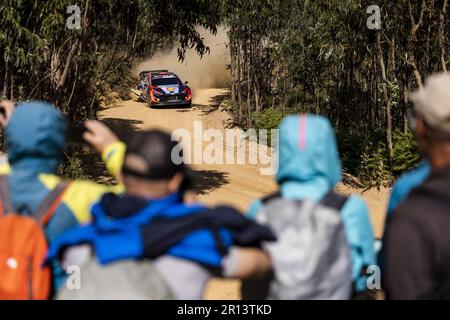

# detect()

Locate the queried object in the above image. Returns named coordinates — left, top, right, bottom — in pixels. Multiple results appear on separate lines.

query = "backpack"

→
left=0, top=175, right=69, bottom=300
left=252, top=190, right=353, bottom=300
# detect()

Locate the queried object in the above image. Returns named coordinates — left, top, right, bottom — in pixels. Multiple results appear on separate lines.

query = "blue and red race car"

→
left=137, top=70, right=192, bottom=108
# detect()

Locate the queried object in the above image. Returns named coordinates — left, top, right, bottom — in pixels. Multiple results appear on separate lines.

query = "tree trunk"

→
left=246, top=41, right=252, bottom=127
left=376, top=31, right=393, bottom=166
left=407, top=0, right=427, bottom=87
left=236, top=41, right=242, bottom=122
left=2, top=60, right=9, bottom=98
left=229, top=34, right=237, bottom=103
left=439, top=0, right=449, bottom=72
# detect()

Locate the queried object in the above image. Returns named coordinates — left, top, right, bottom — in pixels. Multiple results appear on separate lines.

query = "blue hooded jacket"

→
left=247, top=114, right=375, bottom=292
left=46, top=193, right=235, bottom=266
left=47, top=192, right=276, bottom=268
left=386, top=160, right=430, bottom=217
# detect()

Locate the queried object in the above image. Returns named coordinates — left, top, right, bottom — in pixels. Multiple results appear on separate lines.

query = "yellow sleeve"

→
left=40, top=175, right=125, bottom=224
left=102, top=141, right=126, bottom=178
left=0, top=153, right=11, bottom=174
left=0, top=163, right=10, bottom=175
left=62, top=180, right=124, bottom=223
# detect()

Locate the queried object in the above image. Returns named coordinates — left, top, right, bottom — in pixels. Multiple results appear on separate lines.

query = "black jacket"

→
left=385, top=165, right=450, bottom=300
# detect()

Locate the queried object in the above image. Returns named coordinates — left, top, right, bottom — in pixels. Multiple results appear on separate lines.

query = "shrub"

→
left=358, top=142, right=393, bottom=187
left=252, top=107, right=285, bottom=131
left=58, top=151, right=90, bottom=180
left=392, top=129, right=421, bottom=176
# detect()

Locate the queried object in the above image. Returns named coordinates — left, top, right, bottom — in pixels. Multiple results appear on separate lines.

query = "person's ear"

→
left=168, top=172, right=184, bottom=193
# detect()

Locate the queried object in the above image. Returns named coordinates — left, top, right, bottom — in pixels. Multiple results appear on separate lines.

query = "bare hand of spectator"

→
left=0, top=100, right=15, bottom=128
left=83, top=120, right=119, bottom=154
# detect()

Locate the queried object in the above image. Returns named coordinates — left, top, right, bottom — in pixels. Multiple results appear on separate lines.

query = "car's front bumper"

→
left=151, top=95, right=191, bottom=107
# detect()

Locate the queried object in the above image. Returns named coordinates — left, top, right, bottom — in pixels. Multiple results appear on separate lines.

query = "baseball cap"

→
left=122, top=130, right=194, bottom=189
left=410, top=73, right=450, bottom=134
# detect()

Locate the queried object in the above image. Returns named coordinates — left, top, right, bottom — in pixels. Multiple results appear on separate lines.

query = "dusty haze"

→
left=134, top=27, right=230, bottom=92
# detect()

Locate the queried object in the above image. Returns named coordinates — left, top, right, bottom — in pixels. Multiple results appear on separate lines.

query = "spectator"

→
left=48, top=130, right=275, bottom=300
left=378, top=160, right=430, bottom=271
left=0, top=100, right=125, bottom=293
left=246, top=114, right=375, bottom=299
left=385, top=73, right=450, bottom=299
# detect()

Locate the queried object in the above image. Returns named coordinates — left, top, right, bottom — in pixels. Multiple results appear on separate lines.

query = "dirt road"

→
left=99, top=88, right=389, bottom=299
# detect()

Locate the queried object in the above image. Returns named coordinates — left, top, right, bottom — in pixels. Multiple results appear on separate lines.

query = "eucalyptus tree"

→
left=0, top=0, right=221, bottom=122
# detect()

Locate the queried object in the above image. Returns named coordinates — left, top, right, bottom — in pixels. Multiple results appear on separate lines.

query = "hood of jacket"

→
left=276, top=114, right=341, bottom=201
left=6, top=101, right=67, bottom=174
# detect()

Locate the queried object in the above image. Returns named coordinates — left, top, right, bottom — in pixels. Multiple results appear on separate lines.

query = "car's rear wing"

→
left=139, top=70, right=169, bottom=80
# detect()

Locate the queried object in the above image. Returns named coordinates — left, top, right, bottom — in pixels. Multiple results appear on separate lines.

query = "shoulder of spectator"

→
left=40, top=173, right=124, bottom=224
left=0, top=153, right=10, bottom=174
left=246, top=199, right=263, bottom=220
left=389, top=196, right=426, bottom=229
left=210, top=205, right=241, bottom=214
left=385, top=200, right=429, bottom=252
left=340, top=195, right=375, bottom=244
left=387, top=176, right=414, bottom=215
left=387, top=163, right=430, bottom=215
left=341, top=195, right=370, bottom=220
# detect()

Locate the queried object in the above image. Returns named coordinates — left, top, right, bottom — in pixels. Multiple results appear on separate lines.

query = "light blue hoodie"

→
left=247, top=114, right=375, bottom=293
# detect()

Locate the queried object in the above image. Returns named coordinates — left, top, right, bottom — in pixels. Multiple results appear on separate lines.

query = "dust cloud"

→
left=134, top=27, right=230, bottom=91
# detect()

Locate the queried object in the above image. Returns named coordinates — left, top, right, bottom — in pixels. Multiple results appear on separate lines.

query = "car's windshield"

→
left=152, top=77, right=181, bottom=86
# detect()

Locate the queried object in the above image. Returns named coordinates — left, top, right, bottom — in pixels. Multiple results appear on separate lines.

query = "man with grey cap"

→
left=384, top=73, right=450, bottom=299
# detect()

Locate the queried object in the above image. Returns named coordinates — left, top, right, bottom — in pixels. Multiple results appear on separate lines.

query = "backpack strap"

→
left=34, top=181, right=70, bottom=226
left=0, top=174, right=13, bottom=215
left=261, top=191, right=282, bottom=204
left=261, top=190, right=348, bottom=212
left=319, top=190, right=349, bottom=211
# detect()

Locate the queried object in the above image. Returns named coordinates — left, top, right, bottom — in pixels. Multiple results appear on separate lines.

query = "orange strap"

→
left=38, top=182, right=71, bottom=226
left=0, top=175, right=70, bottom=225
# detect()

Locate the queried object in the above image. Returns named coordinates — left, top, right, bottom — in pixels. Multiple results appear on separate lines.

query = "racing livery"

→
left=138, top=70, right=192, bottom=108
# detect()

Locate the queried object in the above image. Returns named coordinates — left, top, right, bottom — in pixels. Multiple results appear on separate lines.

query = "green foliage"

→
left=58, top=152, right=90, bottom=180
left=358, top=143, right=393, bottom=187
left=0, top=0, right=222, bottom=122
left=337, top=130, right=369, bottom=176
left=223, top=0, right=441, bottom=181
left=252, top=108, right=285, bottom=131
left=351, top=130, right=420, bottom=187
left=1, top=0, right=435, bottom=184
left=392, top=129, right=421, bottom=176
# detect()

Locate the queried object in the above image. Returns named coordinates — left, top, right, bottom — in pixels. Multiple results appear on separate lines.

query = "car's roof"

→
left=139, top=70, right=180, bottom=80
left=151, top=72, right=178, bottom=79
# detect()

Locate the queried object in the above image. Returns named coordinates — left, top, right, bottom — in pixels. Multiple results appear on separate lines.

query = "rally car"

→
left=137, top=70, right=192, bottom=108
